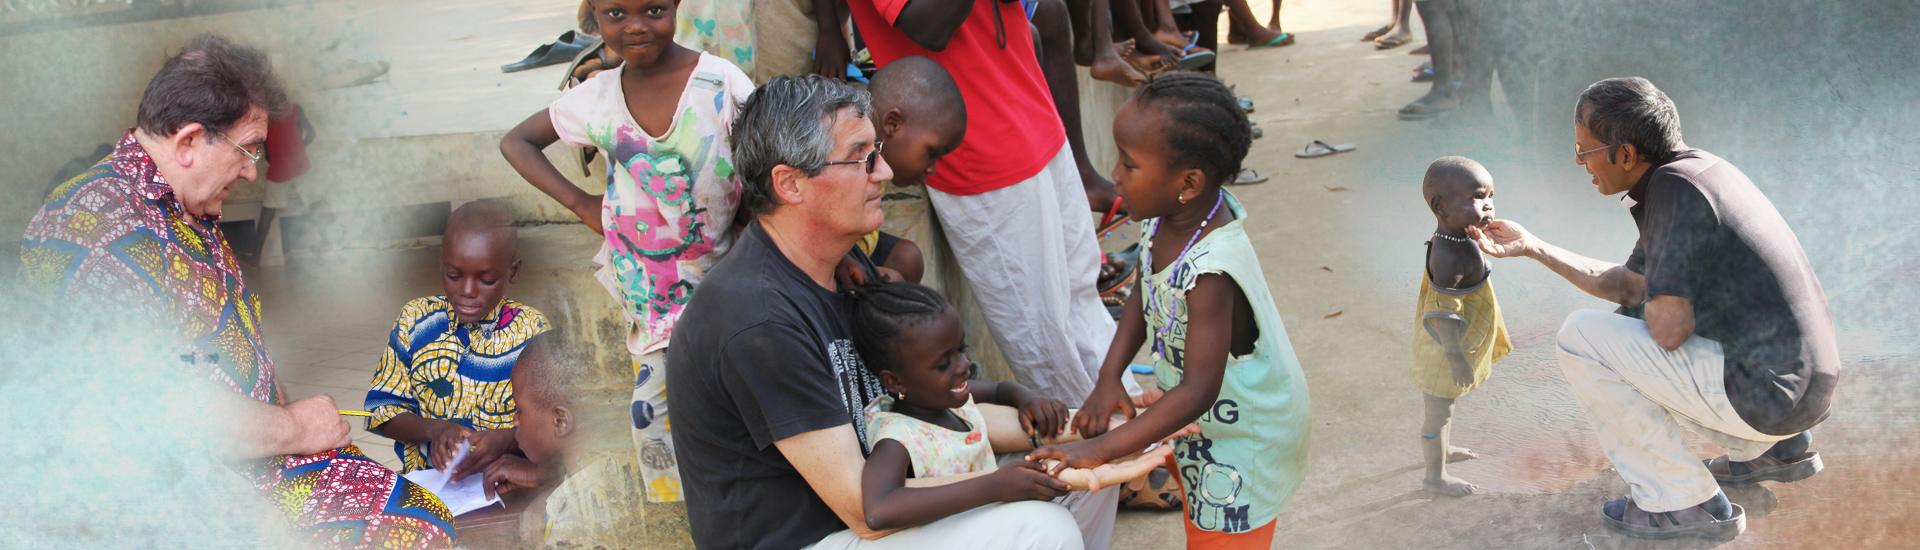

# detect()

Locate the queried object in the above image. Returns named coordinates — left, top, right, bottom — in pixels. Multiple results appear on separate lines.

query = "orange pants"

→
left=1165, top=455, right=1278, bottom=549
left=1183, top=516, right=1277, bottom=549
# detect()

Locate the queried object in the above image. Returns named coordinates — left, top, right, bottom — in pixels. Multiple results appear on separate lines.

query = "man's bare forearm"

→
left=1526, top=240, right=1645, bottom=306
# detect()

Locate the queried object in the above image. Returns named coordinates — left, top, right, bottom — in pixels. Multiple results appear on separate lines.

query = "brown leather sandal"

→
left=1705, top=451, right=1823, bottom=485
left=1603, top=498, right=1745, bottom=541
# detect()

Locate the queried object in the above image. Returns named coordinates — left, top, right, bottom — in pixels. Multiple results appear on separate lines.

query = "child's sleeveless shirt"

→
left=1140, top=189, right=1312, bottom=533
left=549, top=52, right=754, bottom=356
left=1409, top=244, right=1512, bottom=399
left=865, top=396, right=997, bottom=478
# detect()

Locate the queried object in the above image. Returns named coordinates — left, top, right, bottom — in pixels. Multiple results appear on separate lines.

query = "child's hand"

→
left=1073, top=380, right=1136, bottom=438
left=986, top=460, right=1073, bottom=502
left=428, top=420, right=477, bottom=472
left=1025, top=439, right=1111, bottom=476
left=833, top=254, right=875, bottom=290
left=481, top=455, right=549, bottom=500
left=449, top=428, right=518, bottom=482
left=1450, top=356, right=1475, bottom=389
left=1015, top=396, right=1071, bottom=442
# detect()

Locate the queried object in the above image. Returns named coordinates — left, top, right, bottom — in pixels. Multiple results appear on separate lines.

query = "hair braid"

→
left=848, top=282, right=952, bottom=377
left=1131, top=72, right=1253, bottom=188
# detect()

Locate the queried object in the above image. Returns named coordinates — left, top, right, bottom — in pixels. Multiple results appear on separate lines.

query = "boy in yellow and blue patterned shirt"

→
left=367, top=202, right=550, bottom=479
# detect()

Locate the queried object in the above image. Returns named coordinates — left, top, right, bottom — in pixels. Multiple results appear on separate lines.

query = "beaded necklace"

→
left=1431, top=231, right=1474, bottom=244
left=1145, top=190, right=1225, bottom=360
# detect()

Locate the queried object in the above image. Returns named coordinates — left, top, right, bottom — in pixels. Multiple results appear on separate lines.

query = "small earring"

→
left=1179, top=193, right=1190, bottom=204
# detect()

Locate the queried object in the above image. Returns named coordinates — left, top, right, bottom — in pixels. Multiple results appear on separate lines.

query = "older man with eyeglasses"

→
left=668, top=74, right=1103, bottom=550
left=21, top=35, right=455, bottom=548
left=1471, top=77, right=1839, bottom=541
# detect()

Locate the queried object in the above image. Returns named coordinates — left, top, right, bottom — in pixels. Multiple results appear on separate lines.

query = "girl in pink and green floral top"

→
left=501, top=0, right=752, bottom=504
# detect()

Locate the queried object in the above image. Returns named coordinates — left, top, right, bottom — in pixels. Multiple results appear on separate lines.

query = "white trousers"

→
left=1556, top=309, right=1792, bottom=512
left=928, top=145, right=1116, bottom=403
left=803, top=500, right=1084, bottom=550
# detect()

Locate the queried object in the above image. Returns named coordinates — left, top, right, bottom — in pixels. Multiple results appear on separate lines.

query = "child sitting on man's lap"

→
left=850, top=282, right=1172, bottom=531
left=1411, top=156, right=1512, bottom=496
left=365, top=201, right=551, bottom=480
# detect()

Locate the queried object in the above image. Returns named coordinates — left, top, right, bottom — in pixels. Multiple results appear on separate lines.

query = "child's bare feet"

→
left=1423, top=473, right=1476, bottom=497
left=1152, top=29, right=1188, bottom=49
left=1090, top=40, right=1147, bottom=87
left=1446, top=445, right=1479, bottom=463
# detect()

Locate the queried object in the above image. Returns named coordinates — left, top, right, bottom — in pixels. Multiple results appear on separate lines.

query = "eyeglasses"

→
left=821, top=141, right=884, bottom=174
left=218, top=132, right=264, bottom=163
left=1574, top=143, right=1618, bottom=162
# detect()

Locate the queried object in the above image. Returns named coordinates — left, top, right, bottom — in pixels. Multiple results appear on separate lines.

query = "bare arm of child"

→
left=893, top=0, right=982, bottom=51
left=860, top=438, right=1072, bottom=531
left=969, top=381, right=1071, bottom=443
left=811, top=0, right=852, bottom=77
left=500, top=109, right=604, bottom=235
left=1032, top=273, right=1241, bottom=473
left=1073, top=284, right=1152, bottom=439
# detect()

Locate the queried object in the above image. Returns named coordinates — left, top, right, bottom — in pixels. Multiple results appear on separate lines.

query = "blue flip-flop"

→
left=1170, top=42, right=1215, bottom=71
left=1248, top=32, right=1295, bottom=50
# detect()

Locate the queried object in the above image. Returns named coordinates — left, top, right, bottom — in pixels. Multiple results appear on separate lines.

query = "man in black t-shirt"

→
left=667, top=75, right=1081, bottom=550
left=1472, top=77, right=1838, bottom=542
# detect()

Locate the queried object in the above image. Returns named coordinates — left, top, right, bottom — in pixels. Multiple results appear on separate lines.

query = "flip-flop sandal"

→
left=1362, top=24, right=1393, bottom=41
left=1170, top=43, right=1215, bottom=71
left=1237, top=96, right=1254, bottom=113
left=1248, top=32, right=1295, bottom=50
left=1295, top=140, right=1357, bottom=158
left=1251, top=125, right=1264, bottom=139
left=1603, top=498, right=1745, bottom=541
left=557, top=37, right=608, bottom=90
left=1374, top=36, right=1408, bottom=50
left=1412, top=65, right=1434, bottom=82
left=504, top=31, right=593, bottom=73
left=1705, top=452, right=1823, bottom=485
left=1097, top=197, right=1130, bottom=236
left=1410, top=44, right=1429, bottom=55
left=1228, top=168, right=1269, bottom=185
left=1398, top=99, right=1455, bottom=120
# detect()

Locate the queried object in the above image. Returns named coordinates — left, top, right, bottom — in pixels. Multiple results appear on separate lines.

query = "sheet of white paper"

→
left=401, top=441, right=503, bottom=516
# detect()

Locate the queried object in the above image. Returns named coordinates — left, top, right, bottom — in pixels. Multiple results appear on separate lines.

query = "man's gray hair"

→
left=731, top=74, right=872, bottom=217
left=1576, top=77, right=1684, bottom=163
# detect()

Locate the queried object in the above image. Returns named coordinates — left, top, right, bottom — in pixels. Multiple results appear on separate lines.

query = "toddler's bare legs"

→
left=1422, top=393, right=1478, bottom=496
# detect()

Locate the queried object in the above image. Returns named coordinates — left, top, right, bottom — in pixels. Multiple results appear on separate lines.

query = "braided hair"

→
left=848, top=282, right=952, bottom=378
left=1130, top=72, right=1253, bottom=188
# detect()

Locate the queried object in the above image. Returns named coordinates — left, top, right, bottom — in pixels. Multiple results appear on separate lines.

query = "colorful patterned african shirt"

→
left=366, top=296, right=550, bottom=473
left=21, top=130, right=455, bottom=549
left=21, top=130, right=279, bottom=403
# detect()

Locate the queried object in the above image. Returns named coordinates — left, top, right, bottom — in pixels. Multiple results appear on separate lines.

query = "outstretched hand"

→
left=1467, top=219, right=1535, bottom=259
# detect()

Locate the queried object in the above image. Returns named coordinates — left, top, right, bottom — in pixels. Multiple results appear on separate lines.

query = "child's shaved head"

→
left=1422, top=156, right=1497, bottom=232
left=512, top=329, right=585, bottom=465
left=441, top=201, right=520, bottom=324
left=1422, top=156, right=1491, bottom=201
left=869, top=56, right=966, bottom=133
left=514, top=330, right=586, bottom=409
left=445, top=201, right=518, bottom=256
left=868, top=56, right=967, bottom=187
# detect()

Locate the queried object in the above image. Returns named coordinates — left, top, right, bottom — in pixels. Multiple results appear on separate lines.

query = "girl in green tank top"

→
left=1028, top=73, right=1312, bottom=544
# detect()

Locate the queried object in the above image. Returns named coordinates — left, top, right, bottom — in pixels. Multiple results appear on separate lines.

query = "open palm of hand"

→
left=1468, top=220, right=1534, bottom=258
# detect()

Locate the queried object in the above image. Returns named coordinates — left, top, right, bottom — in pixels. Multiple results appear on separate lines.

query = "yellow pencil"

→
left=338, top=410, right=373, bottom=417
